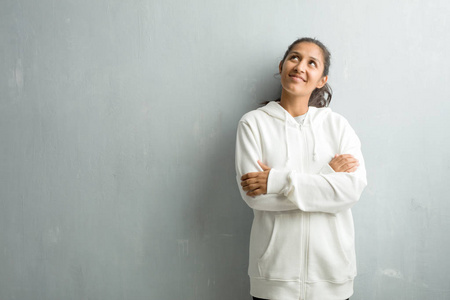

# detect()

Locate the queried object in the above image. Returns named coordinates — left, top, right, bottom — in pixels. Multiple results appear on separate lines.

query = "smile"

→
left=289, top=75, right=306, bottom=82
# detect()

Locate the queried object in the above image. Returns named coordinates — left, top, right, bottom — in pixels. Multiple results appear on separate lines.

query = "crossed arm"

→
left=241, top=154, right=359, bottom=197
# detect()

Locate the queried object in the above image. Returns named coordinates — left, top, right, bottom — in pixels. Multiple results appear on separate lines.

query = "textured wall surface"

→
left=1, top=0, right=450, bottom=299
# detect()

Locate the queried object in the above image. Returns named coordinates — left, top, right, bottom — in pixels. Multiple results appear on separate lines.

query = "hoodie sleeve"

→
left=267, top=119, right=367, bottom=214
left=235, top=120, right=299, bottom=211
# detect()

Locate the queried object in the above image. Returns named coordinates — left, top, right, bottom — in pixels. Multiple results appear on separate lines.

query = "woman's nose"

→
left=295, top=60, right=306, bottom=73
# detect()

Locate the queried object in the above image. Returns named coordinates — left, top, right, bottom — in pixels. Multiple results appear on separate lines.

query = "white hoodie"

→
left=235, top=101, right=367, bottom=300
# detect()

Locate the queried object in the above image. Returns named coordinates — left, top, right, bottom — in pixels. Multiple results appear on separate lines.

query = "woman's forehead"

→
left=289, top=42, right=324, bottom=60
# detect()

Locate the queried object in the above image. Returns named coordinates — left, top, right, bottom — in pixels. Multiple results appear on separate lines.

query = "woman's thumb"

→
left=257, top=160, right=270, bottom=171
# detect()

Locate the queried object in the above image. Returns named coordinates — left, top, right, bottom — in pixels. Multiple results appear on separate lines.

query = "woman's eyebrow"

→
left=307, top=56, right=320, bottom=63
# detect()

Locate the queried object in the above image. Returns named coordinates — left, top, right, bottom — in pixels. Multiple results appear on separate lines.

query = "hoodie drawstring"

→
left=285, top=110, right=318, bottom=164
left=258, top=102, right=326, bottom=165
left=309, top=117, right=319, bottom=161
left=284, top=111, right=291, bottom=166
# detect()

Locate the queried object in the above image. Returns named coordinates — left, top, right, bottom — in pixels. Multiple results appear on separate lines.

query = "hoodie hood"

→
left=257, top=101, right=331, bottom=125
left=257, top=101, right=332, bottom=163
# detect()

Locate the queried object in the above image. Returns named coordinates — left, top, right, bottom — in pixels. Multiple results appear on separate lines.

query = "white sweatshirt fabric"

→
left=235, top=101, right=367, bottom=300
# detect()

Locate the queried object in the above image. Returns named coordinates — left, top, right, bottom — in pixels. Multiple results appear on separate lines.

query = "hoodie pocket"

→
left=257, top=212, right=302, bottom=280
left=308, top=213, right=355, bottom=282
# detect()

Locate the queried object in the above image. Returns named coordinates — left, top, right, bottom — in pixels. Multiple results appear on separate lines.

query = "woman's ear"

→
left=316, top=75, right=328, bottom=89
left=279, top=61, right=283, bottom=74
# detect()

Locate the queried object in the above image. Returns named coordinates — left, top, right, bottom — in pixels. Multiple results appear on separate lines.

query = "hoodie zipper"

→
left=299, top=124, right=310, bottom=300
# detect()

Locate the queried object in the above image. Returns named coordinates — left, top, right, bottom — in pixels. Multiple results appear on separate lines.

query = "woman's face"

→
left=279, top=42, right=328, bottom=99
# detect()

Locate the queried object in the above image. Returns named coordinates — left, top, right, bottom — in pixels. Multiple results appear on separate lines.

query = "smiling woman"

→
left=235, top=38, right=367, bottom=300
left=279, top=42, right=329, bottom=107
left=276, top=37, right=333, bottom=109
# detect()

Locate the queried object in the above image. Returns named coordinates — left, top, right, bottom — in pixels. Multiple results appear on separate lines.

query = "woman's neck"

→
left=279, top=90, right=309, bottom=117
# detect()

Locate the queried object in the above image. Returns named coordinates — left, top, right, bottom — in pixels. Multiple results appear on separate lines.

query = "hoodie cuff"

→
left=319, top=163, right=336, bottom=175
left=267, top=169, right=290, bottom=195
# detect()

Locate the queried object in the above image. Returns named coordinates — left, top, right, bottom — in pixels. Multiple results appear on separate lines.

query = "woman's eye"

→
left=290, top=55, right=299, bottom=61
left=309, top=61, right=317, bottom=67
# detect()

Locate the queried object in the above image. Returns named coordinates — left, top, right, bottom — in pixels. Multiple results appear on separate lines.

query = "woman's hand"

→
left=241, top=160, right=271, bottom=197
left=329, top=154, right=359, bottom=173
left=240, top=156, right=358, bottom=197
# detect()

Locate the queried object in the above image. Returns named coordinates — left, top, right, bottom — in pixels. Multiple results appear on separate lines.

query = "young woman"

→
left=235, top=38, right=367, bottom=300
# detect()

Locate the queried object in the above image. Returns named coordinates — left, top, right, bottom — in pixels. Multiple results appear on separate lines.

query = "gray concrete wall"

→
left=1, top=0, right=449, bottom=299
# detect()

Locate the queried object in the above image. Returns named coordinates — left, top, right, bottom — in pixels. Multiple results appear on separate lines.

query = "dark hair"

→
left=273, top=37, right=332, bottom=108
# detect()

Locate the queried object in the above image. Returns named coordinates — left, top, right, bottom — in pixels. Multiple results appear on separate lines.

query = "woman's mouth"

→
left=289, top=74, right=306, bottom=82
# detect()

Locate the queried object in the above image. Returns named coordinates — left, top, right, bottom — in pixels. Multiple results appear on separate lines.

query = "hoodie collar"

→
left=258, top=101, right=331, bottom=163
left=257, top=101, right=329, bottom=125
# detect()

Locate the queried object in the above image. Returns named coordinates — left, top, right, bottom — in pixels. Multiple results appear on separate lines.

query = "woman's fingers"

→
left=247, top=188, right=264, bottom=196
left=335, top=155, right=358, bottom=164
left=330, top=154, right=359, bottom=172
left=240, top=161, right=271, bottom=195
left=346, top=166, right=358, bottom=173
left=241, top=178, right=259, bottom=186
left=241, top=171, right=259, bottom=181
left=338, top=160, right=359, bottom=170
left=241, top=176, right=267, bottom=192
left=243, top=184, right=262, bottom=192
left=344, top=162, right=360, bottom=172
left=241, top=180, right=259, bottom=190
left=242, top=179, right=266, bottom=194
